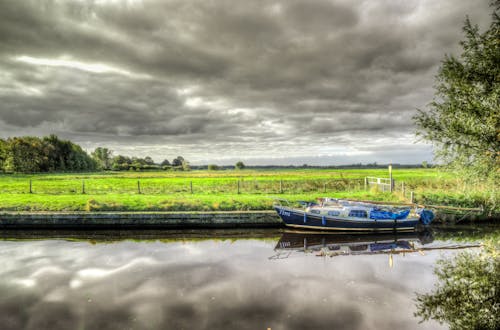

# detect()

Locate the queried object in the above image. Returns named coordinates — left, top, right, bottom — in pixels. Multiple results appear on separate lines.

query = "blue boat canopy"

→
left=369, top=208, right=410, bottom=220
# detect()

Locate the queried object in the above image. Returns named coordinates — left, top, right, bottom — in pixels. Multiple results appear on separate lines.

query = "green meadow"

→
left=0, top=168, right=497, bottom=215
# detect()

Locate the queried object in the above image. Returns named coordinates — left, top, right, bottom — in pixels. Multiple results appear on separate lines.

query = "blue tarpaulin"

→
left=418, top=209, right=434, bottom=225
left=369, top=208, right=410, bottom=220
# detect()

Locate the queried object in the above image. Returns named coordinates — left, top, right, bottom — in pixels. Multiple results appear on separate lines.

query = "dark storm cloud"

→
left=0, top=0, right=493, bottom=163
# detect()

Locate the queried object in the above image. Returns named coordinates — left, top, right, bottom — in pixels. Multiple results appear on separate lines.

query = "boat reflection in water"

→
left=271, top=230, right=434, bottom=261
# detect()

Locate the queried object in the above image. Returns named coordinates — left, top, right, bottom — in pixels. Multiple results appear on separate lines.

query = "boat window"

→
left=348, top=210, right=367, bottom=218
left=327, top=210, right=340, bottom=216
left=310, top=209, right=321, bottom=214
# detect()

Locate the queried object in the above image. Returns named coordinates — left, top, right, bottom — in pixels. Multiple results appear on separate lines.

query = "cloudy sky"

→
left=0, top=0, right=492, bottom=165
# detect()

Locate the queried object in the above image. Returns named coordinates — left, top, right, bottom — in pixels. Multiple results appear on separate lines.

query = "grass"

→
left=0, top=168, right=447, bottom=194
left=0, top=168, right=497, bottom=215
left=0, top=192, right=400, bottom=212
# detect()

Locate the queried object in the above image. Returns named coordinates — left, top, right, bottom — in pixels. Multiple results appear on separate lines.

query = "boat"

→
left=273, top=198, right=434, bottom=232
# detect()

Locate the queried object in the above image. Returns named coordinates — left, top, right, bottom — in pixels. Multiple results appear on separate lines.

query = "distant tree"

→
left=111, top=155, right=132, bottom=171
left=172, top=156, right=185, bottom=167
left=422, top=161, right=428, bottom=168
left=0, top=139, right=7, bottom=172
left=160, top=158, right=172, bottom=170
left=67, top=143, right=97, bottom=171
left=144, top=156, right=155, bottom=165
left=2, top=135, right=97, bottom=173
left=92, top=147, right=113, bottom=170
left=413, top=1, right=500, bottom=183
left=130, top=157, right=144, bottom=171
left=208, top=164, right=220, bottom=171
left=181, top=159, right=191, bottom=171
left=235, top=161, right=245, bottom=170
left=7, top=137, right=47, bottom=173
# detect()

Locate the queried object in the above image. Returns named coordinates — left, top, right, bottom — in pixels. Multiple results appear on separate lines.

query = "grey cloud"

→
left=0, top=0, right=493, bottom=163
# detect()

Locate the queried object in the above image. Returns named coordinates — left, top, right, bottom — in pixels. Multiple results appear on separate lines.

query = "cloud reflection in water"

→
left=0, top=238, right=445, bottom=330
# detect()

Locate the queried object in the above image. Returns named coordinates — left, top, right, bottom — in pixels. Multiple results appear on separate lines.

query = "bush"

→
left=208, top=164, right=220, bottom=171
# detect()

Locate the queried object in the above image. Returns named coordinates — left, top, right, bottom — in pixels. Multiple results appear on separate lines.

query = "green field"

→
left=0, top=168, right=497, bottom=214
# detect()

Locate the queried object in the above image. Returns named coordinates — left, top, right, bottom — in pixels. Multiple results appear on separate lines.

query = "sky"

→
left=0, top=0, right=493, bottom=165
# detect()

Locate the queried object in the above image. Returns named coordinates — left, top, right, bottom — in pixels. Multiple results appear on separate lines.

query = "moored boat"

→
left=274, top=198, right=434, bottom=232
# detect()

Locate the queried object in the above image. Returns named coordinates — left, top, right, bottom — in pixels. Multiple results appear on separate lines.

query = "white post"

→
left=388, top=164, right=393, bottom=193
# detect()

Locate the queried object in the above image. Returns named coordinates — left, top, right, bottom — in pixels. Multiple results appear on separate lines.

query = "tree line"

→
left=0, top=136, right=194, bottom=173
left=0, top=135, right=98, bottom=173
left=91, top=147, right=191, bottom=171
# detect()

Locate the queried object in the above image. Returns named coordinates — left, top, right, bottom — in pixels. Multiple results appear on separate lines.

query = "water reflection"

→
left=0, top=227, right=496, bottom=330
left=415, top=240, right=499, bottom=330
left=272, top=231, right=434, bottom=262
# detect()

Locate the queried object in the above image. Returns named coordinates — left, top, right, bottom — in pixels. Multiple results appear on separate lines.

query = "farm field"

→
left=0, top=168, right=496, bottom=214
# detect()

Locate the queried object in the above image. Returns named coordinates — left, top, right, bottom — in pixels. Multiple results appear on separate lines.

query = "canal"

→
left=1, top=224, right=498, bottom=330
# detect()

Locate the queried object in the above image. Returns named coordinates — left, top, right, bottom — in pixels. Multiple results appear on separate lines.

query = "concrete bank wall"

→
left=0, top=211, right=282, bottom=229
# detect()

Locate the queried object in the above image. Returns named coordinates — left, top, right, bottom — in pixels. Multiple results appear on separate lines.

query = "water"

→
left=0, top=226, right=497, bottom=330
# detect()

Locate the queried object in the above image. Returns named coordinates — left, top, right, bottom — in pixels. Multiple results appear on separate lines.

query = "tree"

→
left=92, top=147, right=113, bottom=170
left=160, top=159, right=171, bottom=166
left=0, top=139, right=7, bottom=172
left=1, top=135, right=97, bottom=173
left=7, top=137, right=49, bottom=173
left=172, top=156, right=185, bottom=167
left=208, top=164, right=220, bottom=170
left=413, top=1, right=499, bottom=183
left=111, top=155, right=132, bottom=171
left=235, top=161, right=245, bottom=170
left=144, top=156, right=155, bottom=165
left=181, top=159, right=191, bottom=171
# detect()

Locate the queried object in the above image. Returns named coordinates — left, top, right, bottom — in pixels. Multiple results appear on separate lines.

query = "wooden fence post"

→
left=82, top=180, right=86, bottom=194
left=280, top=179, right=283, bottom=194
left=323, top=182, right=327, bottom=193
left=364, top=177, right=368, bottom=190
left=401, top=182, right=405, bottom=197
left=410, top=191, right=415, bottom=204
left=29, top=179, right=32, bottom=194
left=137, top=180, right=141, bottom=194
left=237, top=180, right=240, bottom=194
left=190, top=181, right=193, bottom=194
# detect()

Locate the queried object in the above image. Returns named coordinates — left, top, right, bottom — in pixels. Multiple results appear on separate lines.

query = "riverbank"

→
left=0, top=211, right=280, bottom=229
left=1, top=209, right=496, bottom=230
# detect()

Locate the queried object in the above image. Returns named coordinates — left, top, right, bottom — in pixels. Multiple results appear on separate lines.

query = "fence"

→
left=0, top=178, right=366, bottom=195
left=365, top=176, right=393, bottom=192
left=366, top=176, right=416, bottom=202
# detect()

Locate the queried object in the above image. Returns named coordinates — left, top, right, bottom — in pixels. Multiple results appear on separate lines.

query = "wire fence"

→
left=0, top=178, right=367, bottom=195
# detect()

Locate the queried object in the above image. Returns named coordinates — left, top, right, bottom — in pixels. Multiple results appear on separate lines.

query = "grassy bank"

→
left=0, top=192, right=400, bottom=212
left=0, top=169, right=497, bottom=216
